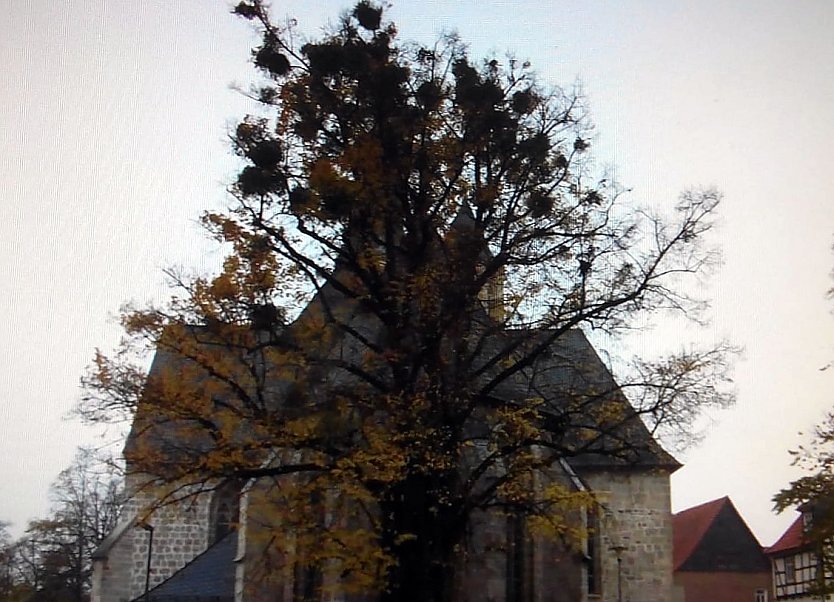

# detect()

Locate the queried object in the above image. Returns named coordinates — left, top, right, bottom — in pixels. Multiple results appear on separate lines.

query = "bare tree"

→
left=4, top=450, right=122, bottom=602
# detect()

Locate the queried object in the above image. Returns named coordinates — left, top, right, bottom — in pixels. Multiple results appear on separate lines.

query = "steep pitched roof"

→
left=125, top=245, right=678, bottom=472
left=765, top=516, right=806, bottom=555
left=135, top=532, right=237, bottom=602
left=673, top=497, right=728, bottom=570
left=127, top=320, right=677, bottom=472
left=673, top=497, right=769, bottom=573
left=499, top=328, right=679, bottom=469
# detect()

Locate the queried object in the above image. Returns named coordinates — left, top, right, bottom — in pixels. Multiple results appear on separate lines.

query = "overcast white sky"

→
left=2, top=0, right=834, bottom=546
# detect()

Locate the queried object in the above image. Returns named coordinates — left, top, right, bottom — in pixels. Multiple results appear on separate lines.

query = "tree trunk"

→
left=378, top=475, right=462, bottom=602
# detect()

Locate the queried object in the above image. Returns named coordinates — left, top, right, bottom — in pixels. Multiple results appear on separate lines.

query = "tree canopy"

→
left=0, top=449, right=122, bottom=602
left=79, top=2, right=734, bottom=601
left=774, top=411, right=834, bottom=596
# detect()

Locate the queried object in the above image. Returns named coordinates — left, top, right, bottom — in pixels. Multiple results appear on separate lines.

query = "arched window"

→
left=586, top=506, right=602, bottom=596
left=209, top=480, right=241, bottom=544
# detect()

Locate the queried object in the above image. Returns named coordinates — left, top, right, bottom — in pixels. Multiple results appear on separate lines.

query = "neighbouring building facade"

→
left=672, top=497, right=771, bottom=602
left=766, top=509, right=831, bottom=601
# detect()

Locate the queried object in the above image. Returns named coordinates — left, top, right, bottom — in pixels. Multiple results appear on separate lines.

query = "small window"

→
left=755, top=588, right=768, bottom=602
left=785, top=556, right=796, bottom=583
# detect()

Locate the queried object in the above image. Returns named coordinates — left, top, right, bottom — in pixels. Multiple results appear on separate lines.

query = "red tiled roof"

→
left=672, top=496, right=729, bottom=570
left=765, top=516, right=806, bottom=555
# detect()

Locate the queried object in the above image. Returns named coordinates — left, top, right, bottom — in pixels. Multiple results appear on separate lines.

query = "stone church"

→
left=91, top=217, right=680, bottom=602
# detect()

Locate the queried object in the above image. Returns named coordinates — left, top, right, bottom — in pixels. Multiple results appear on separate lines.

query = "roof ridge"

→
left=673, top=495, right=729, bottom=518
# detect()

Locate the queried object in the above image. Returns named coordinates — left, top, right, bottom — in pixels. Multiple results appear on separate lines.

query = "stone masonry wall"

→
left=92, top=520, right=138, bottom=602
left=453, top=461, right=585, bottom=602
left=93, top=467, right=671, bottom=602
left=582, top=470, right=674, bottom=602
left=93, top=474, right=212, bottom=602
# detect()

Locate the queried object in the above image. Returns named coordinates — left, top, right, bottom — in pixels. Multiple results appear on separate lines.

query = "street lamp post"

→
left=138, top=522, right=154, bottom=602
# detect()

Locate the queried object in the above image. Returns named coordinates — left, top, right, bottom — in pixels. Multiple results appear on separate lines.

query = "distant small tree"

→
left=80, top=2, right=734, bottom=601
left=0, top=522, right=21, bottom=602
left=9, top=450, right=122, bottom=602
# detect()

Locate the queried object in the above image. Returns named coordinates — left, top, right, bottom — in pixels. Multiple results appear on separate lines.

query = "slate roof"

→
left=134, top=532, right=237, bottom=602
left=124, top=241, right=679, bottom=471
left=128, top=321, right=677, bottom=472
left=497, top=328, right=679, bottom=469
left=673, top=496, right=769, bottom=573
left=765, top=516, right=806, bottom=555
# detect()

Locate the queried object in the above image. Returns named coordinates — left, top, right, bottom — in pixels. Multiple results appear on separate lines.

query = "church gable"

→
left=98, top=247, right=680, bottom=602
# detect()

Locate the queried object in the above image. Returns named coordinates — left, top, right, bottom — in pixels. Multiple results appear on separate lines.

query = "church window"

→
left=293, top=488, right=324, bottom=601
left=586, top=506, right=602, bottom=596
left=209, top=480, right=241, bottom=544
